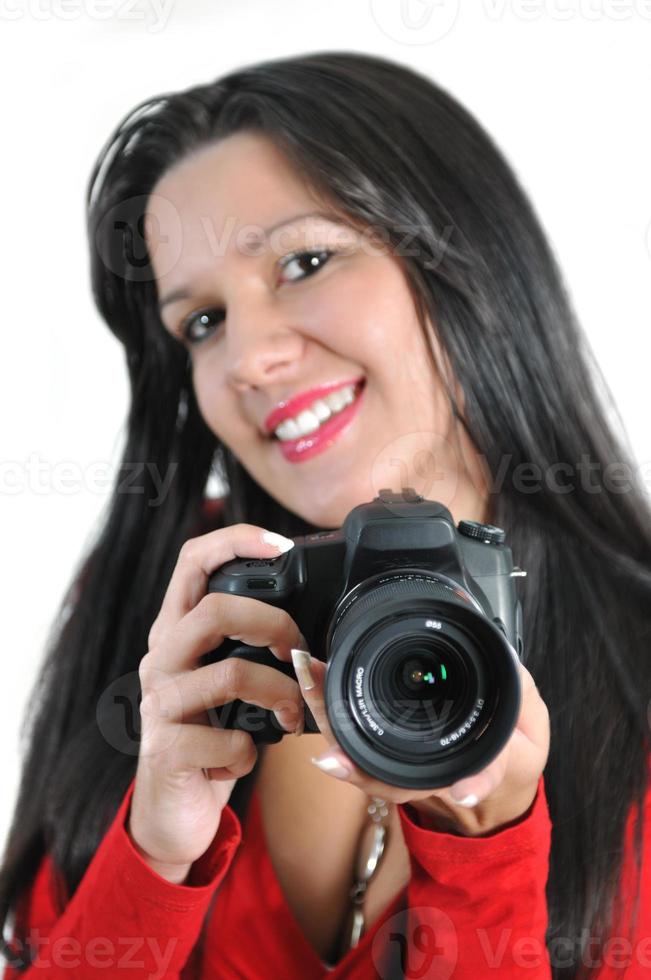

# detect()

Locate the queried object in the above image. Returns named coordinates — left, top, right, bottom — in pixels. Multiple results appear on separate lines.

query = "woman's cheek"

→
left=191, top=365, right=228, bottom=433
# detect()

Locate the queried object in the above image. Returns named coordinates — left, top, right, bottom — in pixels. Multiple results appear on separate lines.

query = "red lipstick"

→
left=273, top=378, right=366, bottom=464
left=264, top=376, right=364, bottom=436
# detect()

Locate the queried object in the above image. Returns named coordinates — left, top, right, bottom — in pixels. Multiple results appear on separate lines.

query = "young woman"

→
left=2, top=51, right=650, bottom=979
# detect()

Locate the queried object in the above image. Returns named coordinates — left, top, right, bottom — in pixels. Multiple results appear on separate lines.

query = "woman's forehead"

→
left=150, top=132, right=314, bottom=223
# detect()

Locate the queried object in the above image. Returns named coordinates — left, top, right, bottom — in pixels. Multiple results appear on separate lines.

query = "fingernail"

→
left=290, top=648, right=316, bottom=691
left=273, top=710, right=298, bottom=734
left=310, top=754, right=351, bottom=780
left=262, top=530, right=295, bottom=553
left=450, top=787, right=479, bottom=808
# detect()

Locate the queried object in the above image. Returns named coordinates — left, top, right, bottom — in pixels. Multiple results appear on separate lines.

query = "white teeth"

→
left=274, top=382, right=361, bottom=441
left=294, top=409, right=321, bottom=435
left=311, top=399, right=331, bottom=422
left=328, top=390, right=346, bottom=412
left=278, top=417, right=301, bottom=439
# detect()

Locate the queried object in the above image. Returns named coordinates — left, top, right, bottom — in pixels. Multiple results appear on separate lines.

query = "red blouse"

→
left=4, top=767, right=651, bottom=979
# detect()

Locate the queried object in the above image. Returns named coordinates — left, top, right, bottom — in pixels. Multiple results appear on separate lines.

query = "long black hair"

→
left=2, top=51, right=650, bottom=978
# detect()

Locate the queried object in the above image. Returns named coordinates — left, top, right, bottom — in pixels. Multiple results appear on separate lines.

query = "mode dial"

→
left=457, top=520, right=506, bottom=545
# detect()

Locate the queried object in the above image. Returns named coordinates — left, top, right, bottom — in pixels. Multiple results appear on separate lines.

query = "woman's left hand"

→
left=290, top=649, right=550, bottom=836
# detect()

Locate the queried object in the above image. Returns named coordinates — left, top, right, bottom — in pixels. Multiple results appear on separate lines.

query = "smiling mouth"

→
left=267, top=378, right=366, bottom=441
left=266, top=377, right=367, bottom=466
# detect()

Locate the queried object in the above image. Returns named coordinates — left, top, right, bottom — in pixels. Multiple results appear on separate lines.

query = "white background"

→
left=1, top=0, right=650, bottom=848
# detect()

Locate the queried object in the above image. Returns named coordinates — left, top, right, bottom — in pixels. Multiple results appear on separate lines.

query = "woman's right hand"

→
left=127, top=523, right=306, bottom=883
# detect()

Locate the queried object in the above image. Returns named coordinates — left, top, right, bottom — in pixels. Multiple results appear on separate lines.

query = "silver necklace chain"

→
left=324, top=795, right=394, bottom=967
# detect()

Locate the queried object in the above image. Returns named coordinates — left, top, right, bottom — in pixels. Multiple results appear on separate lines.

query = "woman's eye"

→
left=279, top=248, right=334, bottom=283
left=177, top=249, right=335, bottom=346
left=179, top=308, right=225, bottom=346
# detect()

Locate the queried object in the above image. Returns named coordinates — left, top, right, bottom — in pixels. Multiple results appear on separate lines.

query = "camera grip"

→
left=198, top=638, right=319, bottom=744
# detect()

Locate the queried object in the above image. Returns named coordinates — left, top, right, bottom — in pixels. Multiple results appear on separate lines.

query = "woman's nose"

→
left=224, top=311, right=306, bottom=392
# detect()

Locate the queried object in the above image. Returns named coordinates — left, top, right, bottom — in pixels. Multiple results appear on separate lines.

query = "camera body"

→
left=204, top=488, right=524, bottom=790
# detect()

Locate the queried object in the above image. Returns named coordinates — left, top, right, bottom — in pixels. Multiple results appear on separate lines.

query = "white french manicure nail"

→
left=262, top=531, right=295, bottom=553
left=451, top=792, right=479, bottom=808
left=290, top=648, right=316, bottom=690
left=310, top=755, right=351, bottom=780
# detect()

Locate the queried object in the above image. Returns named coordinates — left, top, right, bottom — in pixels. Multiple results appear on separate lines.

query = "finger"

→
left=145, top=591, right=306, bottom=677
left=290, top=650, right=336, bottom=743
left=306, top=738, right=434, bottom=804
left=141, top=657, right=304, bottom=733
left=514, top=660, right=551, bottom=753
left=289, top=650, right=536, bottom=808
left=439, top=661, right=549, bottom=808
left=442, top=739, right=512, bottom=808
left=139, top=719, right=257, bottom=779
left=147, top=524, right=295, bottom=648
left=290, top=651, right=434, bottom=804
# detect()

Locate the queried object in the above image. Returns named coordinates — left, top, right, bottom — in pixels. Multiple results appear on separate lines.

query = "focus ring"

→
left=334, top=575, right=473, bottom=636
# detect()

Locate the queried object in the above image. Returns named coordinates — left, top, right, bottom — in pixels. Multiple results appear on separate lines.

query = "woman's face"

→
left=146, top=131, right=489, bottom=529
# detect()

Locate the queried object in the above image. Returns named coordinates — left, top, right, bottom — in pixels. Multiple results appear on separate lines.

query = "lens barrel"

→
left=325, top=572, right=521, bottom=789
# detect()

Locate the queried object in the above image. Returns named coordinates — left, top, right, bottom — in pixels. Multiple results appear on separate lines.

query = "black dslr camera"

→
left=202, top=488, right=524, bottom=790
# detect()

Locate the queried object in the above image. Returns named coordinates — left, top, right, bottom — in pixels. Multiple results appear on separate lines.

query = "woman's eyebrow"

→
left=157, top=209, right=343, bottom=312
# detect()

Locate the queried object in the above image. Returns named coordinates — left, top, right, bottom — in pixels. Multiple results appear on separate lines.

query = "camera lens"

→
left=371, top=631, right=477, bottom=739
left=399, top=652, right=451, bottom=697
left=324, top=571, right=522, bottom=790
